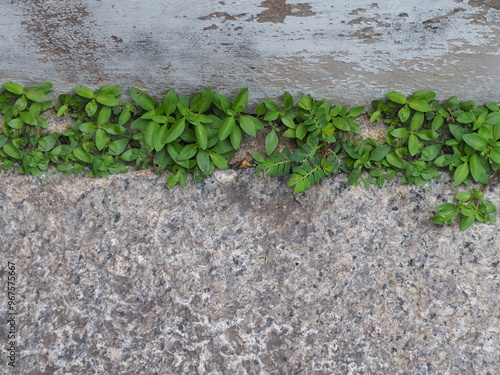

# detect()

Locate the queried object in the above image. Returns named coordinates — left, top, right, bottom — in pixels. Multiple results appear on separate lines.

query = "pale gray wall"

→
left=1, top=0, right=499, bottom=105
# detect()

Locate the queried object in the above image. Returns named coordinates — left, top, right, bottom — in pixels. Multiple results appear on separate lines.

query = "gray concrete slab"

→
left=1, top=0, right=499, bottom=105
left=1, top=167, right=498, bottom=374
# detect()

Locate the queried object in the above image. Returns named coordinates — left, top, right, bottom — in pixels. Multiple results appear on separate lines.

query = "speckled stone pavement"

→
left=1, top=168, right=498, bottom=374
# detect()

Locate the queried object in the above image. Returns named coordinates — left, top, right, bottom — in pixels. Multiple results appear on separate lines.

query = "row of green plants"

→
left=0, top=82, right=498, bottom=230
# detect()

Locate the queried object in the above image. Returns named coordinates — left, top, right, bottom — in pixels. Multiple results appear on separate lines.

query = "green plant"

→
left=254, top=90, right=498, bottom=229
left=430, top=188, right=497, bottom=230
left=253, top=92, right=366, bottom=193
left=0, top=82, right=498, bottom=230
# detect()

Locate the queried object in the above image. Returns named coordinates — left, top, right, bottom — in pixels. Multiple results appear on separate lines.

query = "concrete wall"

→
left=1, top=0, right=499, bottom=105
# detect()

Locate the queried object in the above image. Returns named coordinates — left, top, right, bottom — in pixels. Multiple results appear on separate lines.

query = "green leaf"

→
left=24, top=87, right=45, bottom=102
left=163, top=89, right=178, bottom=115
left=431, top=114, right=444, bottom=131
left=453, top=162, right=469, bottom=185
left=102, top=123, right=125, bottom=135
left=332, top=117, right=350, bottom=131
left=386, top=91, right=407, bottom=104
left=219, top=116, right=236, bottom=140
left=145, top=121, right=159, bottom=152
left=199, top=87, right=214, bottom=113
left=239, top=115, right=257, bottom=137
left=232, top=88, right=248, bottom=113
left=95, top=91, right=120, bottom=107
left=251, top=152, right=265, bottom=163
left=230, top=126, right=242, bottom=150
left=490, top=148, right=500, bottom=164
left=410, top=91, right=436, bottom=102
left=95, top=128, right=107, bottom=151
left=210, top=152, right=228, bottom=169
left=410, top=112, right=424, bottom=131
left=196, top=149, right=210, bottom=173
left=456, top=111, right=476, bottom=124
left=129, top=87, right=155, bottom=111
left=213, top=93, right=232, bottom=112
left=3, top=82, right=24, bottom=95
left=386, top=152, right=405, bottom=169
left=391, top=128, right=409, bottom=138
left=346, top=168, right=362, bottom=187
left=369, top=110, right=381, bottom=122
left=462, top=134, right=487, bottom=150
left=14, top=95, right=27, bottom=111
left=0, top=135, right=8, bottom=148
left=118, top=108, right=131, bottom=126
left=154, top=125, right=168, bottom=151
left=469, top=154, right=488, bottom=183
left=349, top=106, right=365, bottom=118
left=86, top=99, right=98, bottom=117
left=195, top=124, right=208, bottom=150
left=409, top=100, right=432, bottom=112
left=108, top=138, right=128, bottom=156
left=265, top=129, right=279, bottom=156
left=486, top=112, right=500, bottom=126
left=280, top=116, right=295, bottom=129
left=449, top=124, right=466, bottom=142
left=296, top=124, right=307, bottom=140
left=284, top=92, right=293, bottom=110
left=494, top=124, right=500, bottom=141
left=416, top=129, right=437, bottom=141
left=73, top=147, right=92, bottom=163
left=3, top=143, right=23, bottom=160
left=98, top=106, right=112, bottom=125
left=164, top=118, right=186, bottom=144
left=408, top=134, right=420, bottom=156
left=74, top=86, right=94, bottom=99
left=370, top=144, right=391, bottom=161
left=398, top=105, right=411, bottom=122
left=455, top=192, right=471, bottom=201
left=264, top=110, right=280, bottom=122
left=421, top=144, right=441, bottom=161
left=121, top=149, right=139, bottom=161
left=460, top=215, right=475, bottom=231
left=17, top=111, right=36, bottom=126
left=177, top=144, right=198, bottom=161
left=7, top=118, right=24, bottom=129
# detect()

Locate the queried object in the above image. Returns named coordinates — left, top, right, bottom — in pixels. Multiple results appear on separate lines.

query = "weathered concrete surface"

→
left=0, top=168, right=498, bottom=374
left=1, top=0, right=499, bottom=104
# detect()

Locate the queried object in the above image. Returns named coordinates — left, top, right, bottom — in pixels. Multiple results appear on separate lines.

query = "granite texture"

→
left=0, top=167, right=499, bottom=375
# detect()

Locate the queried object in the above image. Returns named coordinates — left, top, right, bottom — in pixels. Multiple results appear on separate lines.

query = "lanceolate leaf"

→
left=3, top=143, right=22, bottom=160
left=195, top=124, right=208, bottom=150
left=386, top=91, right=407, bottom=104
left=219, top=116, right=235, bottom=140
left=469, top=154, right=488, bottom=183
left=232, top=88, right=249, bottom=113
left=129, top=87, right=155, bottom=111
left=462, top=134, right=487, bottom=150
left=265, top=129, right=279, bottom=156
left=73, top=147, right=92, bottom=164
left=163, top=118, right=186, bottom=144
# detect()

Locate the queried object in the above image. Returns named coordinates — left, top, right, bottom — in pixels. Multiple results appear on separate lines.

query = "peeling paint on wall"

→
left=0, top=0, right=499, bottom=105
left=13, top=0, right=107, bottom=83
left=257, top=0, right=316, bottom=23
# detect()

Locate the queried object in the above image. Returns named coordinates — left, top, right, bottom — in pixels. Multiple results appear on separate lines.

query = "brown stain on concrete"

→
left=198, top=12, right=248, bottom=23
left=468, top=0, right=500, bottom=9
left=257, top=0, right=315, bottom=23
left=15, top=0, right=106, bottom=83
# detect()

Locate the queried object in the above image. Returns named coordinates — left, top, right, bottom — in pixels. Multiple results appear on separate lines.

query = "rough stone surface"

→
left=1, top=0, right=499, bottom=104
left=1, top=167, right=498, bottom=374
